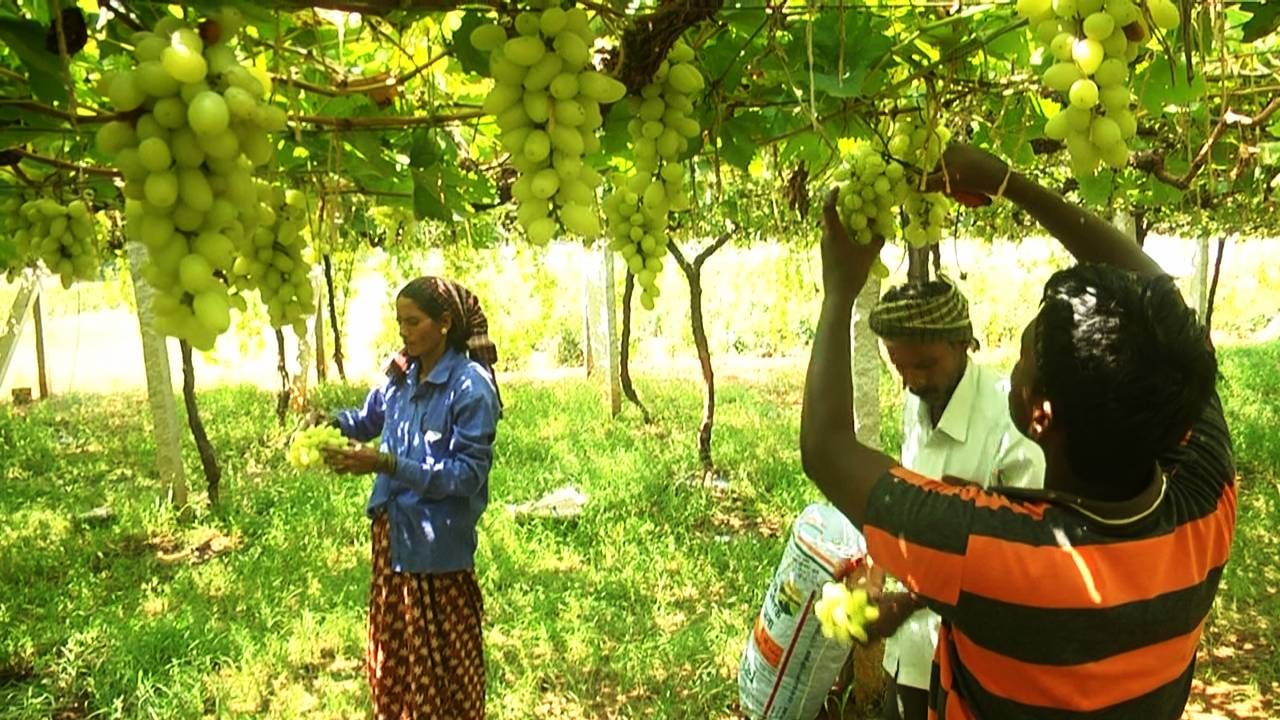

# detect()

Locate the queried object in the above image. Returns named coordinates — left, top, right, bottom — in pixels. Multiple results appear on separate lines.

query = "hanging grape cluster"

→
left=889, top=118, right=952, bottom=248
left=471, top=1, right=627, bottom=245
left=602, top=39, right=703, bottom=311
left=835, top=145, right=908, bottom=244
left=1, top=194, right=102, bottom=288
left=1017, top=0, right=1180, bottom=176
left=230, top=182, right=316, bottom=331
left=100, top=6, right=291, bottom=351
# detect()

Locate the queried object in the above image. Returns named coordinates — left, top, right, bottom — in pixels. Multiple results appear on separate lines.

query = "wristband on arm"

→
left=377, top=452, right=397, bottom=475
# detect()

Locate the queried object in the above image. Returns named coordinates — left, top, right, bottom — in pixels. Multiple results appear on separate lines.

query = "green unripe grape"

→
left=1083, top=12, right=1115, bottom=40
left=1050, top=33, right=1077, bottom=61
left=223, top=86, right=258, bottom=119
left=1044, top=109, right=1072, bottom=140
left=1094, top=58, right=1128, bottom=87
left=109, top=72, right=147, bottom=111
left=1090, top=116, right=1123, bottom=147
left=523, top=52, right=564, bottom=92
left=514, top=11, right=541, bottom=37
left=96, top=121, right=137, bottom=155
left=470, top=23, right=508, bottom=52
left=1149, top=0, right=1180, bottom=29
left=161, top=45, right=207, bottom=84
left=149, top=97, right=186, bottom=129
left=144, top=171, right=179, bottom=207
left=1072, top=38, right=1105, bottom=74
left=539, top=7, right=567, bottom=36
left=188, top=91, right=230, bottom=135
left=504, top=36, right=546, bottom=67
left=1102, top=30, right=1129, bottom=57
left=1016, top=0, right=1053, bottom=19
left=1069, top=78, right=1100, bottom=109
left=1099, top=140, right=1130, bottom=169
left=553, top=30, right=590, bottom=67
left=135, top=60, right=180, bottom=97
left=1043, top=62, right=1082, bottom=93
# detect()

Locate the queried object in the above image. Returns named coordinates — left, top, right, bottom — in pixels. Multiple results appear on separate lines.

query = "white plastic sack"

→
left=739, top=504, right=868, bottom=720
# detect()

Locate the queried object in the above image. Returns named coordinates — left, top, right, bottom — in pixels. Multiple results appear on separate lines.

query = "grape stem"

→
left=5, top=148, right=118, bottom=177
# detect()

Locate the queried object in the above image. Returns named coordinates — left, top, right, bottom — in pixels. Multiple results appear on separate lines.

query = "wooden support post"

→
left=126, top=243, right=188, bottom=508
left=0, top=272, right=40, bottom=390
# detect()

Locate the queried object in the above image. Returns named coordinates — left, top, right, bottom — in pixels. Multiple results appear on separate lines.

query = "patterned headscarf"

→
left=387, top=277, right=501, bottom=404
left=869, top=274, right=974, bottom=344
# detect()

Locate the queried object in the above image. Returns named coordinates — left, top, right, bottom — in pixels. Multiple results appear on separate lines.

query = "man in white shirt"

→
left=866, top=276, right=1045, bottom=720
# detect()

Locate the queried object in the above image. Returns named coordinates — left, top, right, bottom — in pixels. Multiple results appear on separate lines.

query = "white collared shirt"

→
left=882, top=359, right=1045, bottom=689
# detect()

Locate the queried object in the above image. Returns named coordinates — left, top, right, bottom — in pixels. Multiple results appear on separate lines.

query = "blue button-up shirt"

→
left=336, top=347, right=500, bottom=574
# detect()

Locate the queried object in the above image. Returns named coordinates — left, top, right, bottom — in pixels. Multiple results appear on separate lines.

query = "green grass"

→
left=1, top=344, right=1277, bottom=719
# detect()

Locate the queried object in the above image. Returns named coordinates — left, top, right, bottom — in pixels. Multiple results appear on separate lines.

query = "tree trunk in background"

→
left=126, top=243, right=187, bottom=509
left=619, top=272, right=651, bottom=423
left=323, top=254, right=347, bottom=382
left=585, top=246, right=621, bottom=415
left=1204, top=238, right=1227, bottom=338
left=275, top=329, right=290, bottom=426
left=853, top=277, right=883, bottom=450
left=669, top=235, right=731, bottom=480
left=313, top=274, right=327, bottom=383
left=602, top=248, right=622, bottom=417
left=179, top=339, right=220, bottom=505
left=907, top=246, right=931, bottom=284
left=582, top=264, right=593, bottom=377
left=32, top=294, right=48, bottom=399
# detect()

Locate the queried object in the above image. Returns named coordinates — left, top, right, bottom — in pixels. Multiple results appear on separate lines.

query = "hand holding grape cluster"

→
left=286, top=426, right=348, bottom=470
left=814, top=582, right=882, bottom=645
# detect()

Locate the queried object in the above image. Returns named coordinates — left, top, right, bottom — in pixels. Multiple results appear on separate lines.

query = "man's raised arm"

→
left=799, top=190, right=897, bottom=527
left=930, top=144, right=1163, bottom=277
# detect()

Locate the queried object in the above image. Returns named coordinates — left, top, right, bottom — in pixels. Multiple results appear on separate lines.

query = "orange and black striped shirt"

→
left=862, top=393, right=1236, bottom=719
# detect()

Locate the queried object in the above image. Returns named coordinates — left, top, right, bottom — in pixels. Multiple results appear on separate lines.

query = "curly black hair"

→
left=1036, top=264, right=1217, bottom=492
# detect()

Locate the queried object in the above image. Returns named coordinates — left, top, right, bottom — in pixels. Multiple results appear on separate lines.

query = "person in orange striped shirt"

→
left=800, top=143, right=1234, bottom=719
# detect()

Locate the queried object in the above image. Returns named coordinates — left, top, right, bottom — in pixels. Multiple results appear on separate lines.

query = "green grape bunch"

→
left=888, top=118, right=952, bottom=249
left=602, top=39, right=703, bottom=311
left=286, top=425, right=348, bottom=469
left=471, top=1, right=628, bottom=245
left=98, top=6, right=289, bottom=352
left=2, top=194, right=102, bottom=288
left=1017, top=0, right=1181, bottom=176
left=814, top=582, right=881, bottom=645
left=834, top=141, right=908, bottom=280
left=229, top=182, right=316, bottom=335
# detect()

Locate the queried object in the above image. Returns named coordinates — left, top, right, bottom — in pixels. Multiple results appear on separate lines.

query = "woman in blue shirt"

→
left=322, top=276, right=501, bottom=720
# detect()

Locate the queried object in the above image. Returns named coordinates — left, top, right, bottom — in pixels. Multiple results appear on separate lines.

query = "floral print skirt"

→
left=367, top=513, right=485, bottom=720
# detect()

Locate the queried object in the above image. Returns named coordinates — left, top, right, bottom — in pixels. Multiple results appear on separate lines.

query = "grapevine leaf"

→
left=1076, top=170, right=1114, bottom=206
left=0, top=17, right=67, bottom=105
left=413, top=168, right=450, bottom=221
left=451, top=12, right=493, bottom=77
left=1136, top=56, right=1206, bottom=114
left=1240, top=2, right=1280, bottom=43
